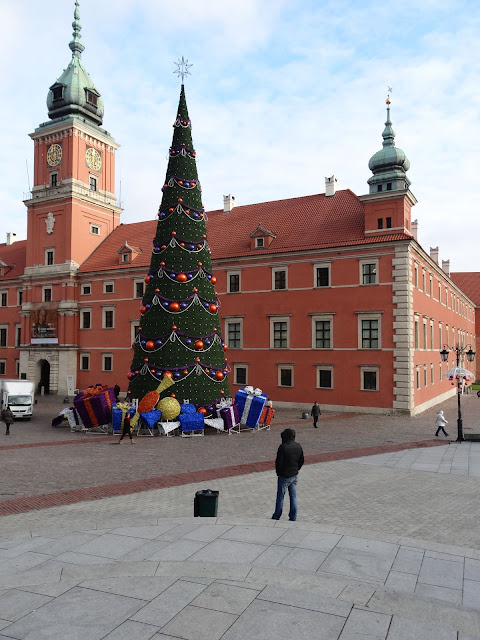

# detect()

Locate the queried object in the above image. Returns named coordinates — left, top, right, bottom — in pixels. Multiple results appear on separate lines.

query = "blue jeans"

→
left=272, top=475, right=298, bottom=521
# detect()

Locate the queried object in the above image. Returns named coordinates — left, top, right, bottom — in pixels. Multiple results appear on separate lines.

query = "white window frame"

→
left=15, top=324, right=21, bottom=348
left=314, top=262, right=331, bottom=288
left=430, top=322, right=434, bottom=350
left=81, top=283, right=92, bottom=296
left=272, top=267, right=288, bottom=291
left=134, top=279, right=144, bottom=299
left=102, top=353, right=113, bottom=372
left=80, top=308, right=92, bottom=330
left=0, top=290, right=7, bottom=307
left=423, top=364, right=428, bottom=387
left=227, top=270, right=241, bottom=293
left=416, top=366, right=420, bottom=390
left=17, top=289, right=23, bottom=306
left=431, top=363, right=434, bottom=384
left=121, top=252, right=129, bottom=263
left=270, top=316, right=290, bottom=349
left=360, top=366, right=379, bottom=391
left=90, top=223, right=100, bottom=236
left=316, top=365, right=334, bottom=389
left=15, top=359, right=20, bottom=377
left=131, top=322, right=141, bottom=344
left=357, top=313, right=382, bottom=349
left=43, top=286, right=52, bottom=302
left=0, top=360, right=6, bottom=376
left=311, top=314, right=333, bottom=349
left=277, top=364, right=294, bottom=387
left=103, top=281, right=114, bottom=294
left=102, top=306, right=115, bottom=329
left=225, top=318, right=243, bottom=349
left=233, top=363, right=248, bottom=386
left=359, top=258, right=378, bottom=285
left=45, top=248, right=55, bottom=266
left=80, top=353, right=90, bottom=371
left=0, top=325, right=7, bottom=348
left=255, top=237, right=264, bottom=248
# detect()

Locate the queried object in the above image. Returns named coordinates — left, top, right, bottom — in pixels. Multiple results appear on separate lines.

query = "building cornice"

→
left=358, top=189, right=418, bottom=207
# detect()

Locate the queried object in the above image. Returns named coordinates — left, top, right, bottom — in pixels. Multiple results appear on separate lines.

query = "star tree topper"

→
left=174, top=56, right=193, bottom=83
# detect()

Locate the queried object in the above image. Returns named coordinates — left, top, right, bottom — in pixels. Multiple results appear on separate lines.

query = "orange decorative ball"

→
left=165, top=371, right=173, bottom=378
left=194, top=340, right=204, bottom=350
left=209, top=304, right=217, bottom=313
left=145, top=340, right=155, bottom=350
left=195, top=357, right=201, bottom=362
left=144, top=275, right=150, bottom=284
left=160, top=262, right=165, bottom=267
left=144, top=358, right=149, bottom=363
left=198, top=407, right=207, bottom=415
left=211, top=276, right=217, bottom=284
left=215, top=371, right=224, bottom=380
left=193, top=287, right=198, bottom=293
left=140, top=306, right=147, bottom=314
left=169, top=302, right=180, bottom=311
left=198, top=262, right=203, bottom=266
left=177, top=273, right=187, bottom=282
left=224, top=344, right=228, bottom=351
left=172, top=325, right=177, bottom=330
left=171, top=231, right=177, bottom=236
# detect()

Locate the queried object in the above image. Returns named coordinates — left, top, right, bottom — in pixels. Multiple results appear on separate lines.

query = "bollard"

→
left=301, top=411, right=309, bottom=419
left=194, top=489, right=219, bottom=517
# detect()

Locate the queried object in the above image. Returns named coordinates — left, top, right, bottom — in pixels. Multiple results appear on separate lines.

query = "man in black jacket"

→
left=272, top=428, right=304, bottom=521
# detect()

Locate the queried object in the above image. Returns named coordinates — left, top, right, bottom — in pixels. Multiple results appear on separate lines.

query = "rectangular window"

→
left=317, top=368, right=333, bottom=389
left=16, top=360, right=20, bottom=377
left=89, top=176, right=97, bottom=191
left=430, top=324, right=434, bottom=350
left=81, top=310, right=91, bottom=329
left=228, top=272, right=241, bottom=293
left=80, top=354, right=90, bottom=371
left=227, top=322, right=241, bottom=349
left=90, top=224, right=100, bottom=235
left=0, top=328, right=6, bottom=347
left=422, top=272, right=426, bottom=292
left=15, top=326, right=21, bottom=347
left=315, top=266, right=330, bottom=287
left=386, top=182, right=392, bottom=191
left=438, top=283, right=441, bottom=300
left=0, top=292, right=6, bottom=307
left=81, top=284, right=91, bottom=295
left=273, top=268, right=287, bottom=290
left=423, top=322, right=427, bottom=349
left=104, top=282, right=114, bottom=294
left=414, top=265, right=418, bottom=287
left=424, top=365, right=427, bottom=387
left=234, top=364, right=247, bottom=386
left=122, top=253, right=129, bottom=263
left=377, top=185, right=383, bottom=192
left=386, top=217, right=392, bottom=228
left=429, top=277, right=433, bottom=297
left=255, top=237, right=264, bottom=248
left=414, top=320, right=419, bottom=349
left=102, top=354, right=113, bottom=372
left=361, top=368, right=378, bottom=391
left=17, top=290, right=23, bottom=306
left=134, top=281, right=144, bottom=298
left=273, top=321, right=288, bottom=348
left=103, top=309, right=114, bottom=329
left=315, top=320, right=331, bottom=349
left=43, top=287, right=52, bottom=302
left=439, top=325, right=442, bottom=348
left=46, top=250, right=54, bottom=265
left=50, top=173, right=57, bottom=187
left=361, top=263, right=377, bottom=284
left=361, top=319, right=379, bottom=349
left=377, top=218, right=383, bottom=229
left=278, top=366, right=293, bottom=387
left=416, top=367, right=420, bottom=389
left=431, top=364, right=434, bottom=384
left=0, top=360, right=5, bottom=376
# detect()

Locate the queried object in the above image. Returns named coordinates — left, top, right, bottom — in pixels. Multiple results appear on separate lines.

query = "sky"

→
left=1, top=0, right=480, bottom=271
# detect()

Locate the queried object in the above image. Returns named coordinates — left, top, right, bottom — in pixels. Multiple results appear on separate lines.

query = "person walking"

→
left=272, top=428, right=304, bottom=521
left=311, top=401, right=321, bottom=428
left=435, top=410, right=449, bottom=437
left=118, top=414, right=135, bottom=444
left=1, top=406, right=14, bottom=436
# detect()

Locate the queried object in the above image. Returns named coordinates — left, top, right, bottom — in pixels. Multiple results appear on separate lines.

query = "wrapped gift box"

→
left=234, top=388, right=267, bottom=428
left=181, top=403, right=197, bottom=414
left=204, top=417, right=226, bottom=432
left=160, top=421, right=180, bottom=435
left=219, top=404, right=240, bottom=430
left=112, top=406, right=135, bottom=433
left=74, top=387, right=116, bottom=429
left=260, top=406, right=275, bottom=426
left=179, top=412, right=205, bottom=432
left=140, top=409, right=162, bottom=429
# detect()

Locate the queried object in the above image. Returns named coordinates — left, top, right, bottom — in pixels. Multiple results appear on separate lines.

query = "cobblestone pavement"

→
left=2, top=393, right=479, bottom=504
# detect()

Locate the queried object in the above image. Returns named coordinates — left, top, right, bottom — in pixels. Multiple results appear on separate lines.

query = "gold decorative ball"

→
left=158, top=397, right=181, bottom=420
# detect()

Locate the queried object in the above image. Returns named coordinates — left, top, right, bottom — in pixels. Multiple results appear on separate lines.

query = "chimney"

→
left=325, top=176, right=337, bottom=197
left=429, top=246, right=439, bottom=264
left=442, top=259, right=450, bottom=276
left=6, top=233, right=17, bottom=246
left=223, top=194, right=236, bottom=213
left=411, top=219, right=418, bottom=241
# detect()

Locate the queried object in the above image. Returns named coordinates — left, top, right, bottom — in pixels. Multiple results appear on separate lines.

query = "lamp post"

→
left=440, top=345, right=475, bottom=441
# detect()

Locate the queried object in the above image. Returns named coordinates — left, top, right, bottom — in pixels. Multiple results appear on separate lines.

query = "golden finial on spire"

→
left=386, top=85, right=392, bottom=105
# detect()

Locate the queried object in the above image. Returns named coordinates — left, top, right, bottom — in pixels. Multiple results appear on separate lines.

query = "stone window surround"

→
left=225, top=317, right=243, bottom=349
left=359, top=258, right=379, bottom=285
left=102, top=306, right=115, bottom=329
left=277, top=363, right=294, bottom=387
left=102, top=353, right=113, bottom=372
left=360, top=365, right=379, bottom=391
left=133, top=279, right=144, bottom=299
left=316, top=364, right=334, bottom=389
left=233, top=363, right=248, bottom=386
left=80, top=352, right=90, bottom=371
left=45, top=248, right=55, bottom=266
left=80, top=308, right=92, bottom=330
left=356, top=311, right=383, bottom=350
left=313, top=262, right=331, bottom=288
left=227, top=270, right=242, bottom=293
left=272, top=266, right=288, bottom=291
left=311, top=313, right=334, bottom=350
left=81, top=283, right=92, bottom=296
left=269, top=315, right=290, bottom=349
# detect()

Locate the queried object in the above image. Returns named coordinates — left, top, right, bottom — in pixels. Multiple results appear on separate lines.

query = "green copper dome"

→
left=46, top=1, right=104, bottom=125
left=367, top=100, right=410, bottom=194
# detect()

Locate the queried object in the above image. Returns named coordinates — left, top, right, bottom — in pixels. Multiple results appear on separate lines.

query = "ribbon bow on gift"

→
left=244, top=386, right=263, bottom=397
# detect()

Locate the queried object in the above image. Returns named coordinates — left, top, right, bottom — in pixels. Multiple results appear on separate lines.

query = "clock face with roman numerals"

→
left=47, top=144, right=62, bottom=167
left=86, top=147, right=102, bottom=171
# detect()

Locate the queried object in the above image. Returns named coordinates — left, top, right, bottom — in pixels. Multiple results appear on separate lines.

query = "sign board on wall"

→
left=31, top=302, right=58, bottom=344
left=66, top=375, right=75, bottom=396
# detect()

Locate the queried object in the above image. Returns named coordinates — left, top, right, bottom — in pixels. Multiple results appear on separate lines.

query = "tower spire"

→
left=69, top=0, right=85, bottom=57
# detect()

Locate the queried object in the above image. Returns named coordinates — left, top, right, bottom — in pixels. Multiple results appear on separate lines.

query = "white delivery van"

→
left=0, top=380, right=35, bottom=419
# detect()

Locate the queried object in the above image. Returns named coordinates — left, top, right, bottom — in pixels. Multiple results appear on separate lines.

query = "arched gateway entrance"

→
left=36, top=359, right=50, bottom=395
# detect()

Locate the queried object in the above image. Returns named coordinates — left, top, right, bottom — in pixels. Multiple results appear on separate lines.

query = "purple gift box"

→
left=234, top=388, right=267, bottom=428
left=179, top=412, right=205, bottom=432
left=74, top=387, right=116, bottom=429
left=219, top=404, right=240, bottom=430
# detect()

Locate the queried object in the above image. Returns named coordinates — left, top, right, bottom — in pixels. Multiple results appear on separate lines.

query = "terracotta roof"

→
left=0, top=240, right=27, bottom=281
left=450, top=272, right=480, bottom=306
left=80, top=190, right=412, bottom=272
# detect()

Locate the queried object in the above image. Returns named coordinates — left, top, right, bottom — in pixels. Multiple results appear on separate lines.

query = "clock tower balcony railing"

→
left=24, top=181, right=122, bottom=210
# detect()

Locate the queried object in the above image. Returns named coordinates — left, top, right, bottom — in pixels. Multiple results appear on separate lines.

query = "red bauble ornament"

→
left=169, top=208, right=174, bottom=213
left=194, top=340, right=204, bottom=350
left=172, top=231, right=177, bottom=236
left=171, top=393, right=176, bottom=398
left=193, top=287, right=198, bottom=293
left=220, top=390, right=225, bottom=395
left=160, top=262, right=165, bottom=267
left=198, top=407, right=207, bottom=415
left=144, top=358, right=149, bottom=362
left=177, top=273, right=187, bottom=282
left=155, top=288, right=160, bottom=293
left=172, top=325, right=177, bottom=330
left=195, top=357, right=201, bottom=362
left=144, top=275, right=150, bottom=284
left=145, top=340, right=155, bottom=350
left=198, top=262, right=203, bottom=266
left=209, top=304, right=217, bottom=313
left=165, top=371, right=173, bottom=378
left=180, top=242, right=185, bottom=247
left=127, top=372, right=133, bottom=380
left=169, top=302, right=180, bottom=311
left=224, top=344, right=228, bottom=351
left=215, top=371, right=224, bottom=380
left=161, top=245, right=166, bottom=250
left=211, top=276, right=217, bottom=284
left=140, top=306, right=147, bottom=314
left=183, top=369, right=188, bottom=375
left=178, top=198, right=183, bottom=203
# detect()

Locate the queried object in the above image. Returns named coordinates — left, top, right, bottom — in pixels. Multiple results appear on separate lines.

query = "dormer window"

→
left=255, top=237, right=264, bottom=248
left=52, top=86, right=64, bottom=101
left=377, top=185, right=383, bottom=192
left=86, top=91, right=98, bottom=107
left=122, top=253, right=129, bottom=263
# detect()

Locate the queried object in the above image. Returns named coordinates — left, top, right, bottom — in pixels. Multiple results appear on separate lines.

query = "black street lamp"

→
left=440, top=345, right=476, bottom=441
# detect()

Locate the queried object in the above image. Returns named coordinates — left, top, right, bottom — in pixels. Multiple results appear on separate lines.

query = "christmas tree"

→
left=128, top=74, right=230, bottom=413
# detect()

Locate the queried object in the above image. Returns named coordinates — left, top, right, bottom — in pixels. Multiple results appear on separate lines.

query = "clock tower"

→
left=20, top=0, right=122, bottom=395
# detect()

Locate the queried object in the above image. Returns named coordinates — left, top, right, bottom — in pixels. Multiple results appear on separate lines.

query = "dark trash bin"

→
left=301, top=411, right=309, bottom=419
left=194, top=489, right=219, bottom=517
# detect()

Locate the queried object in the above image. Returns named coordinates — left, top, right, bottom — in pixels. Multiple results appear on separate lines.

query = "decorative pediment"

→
left=249, top=222, right=276, bottom=250
left=117, top=242, right=142, bottom=264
